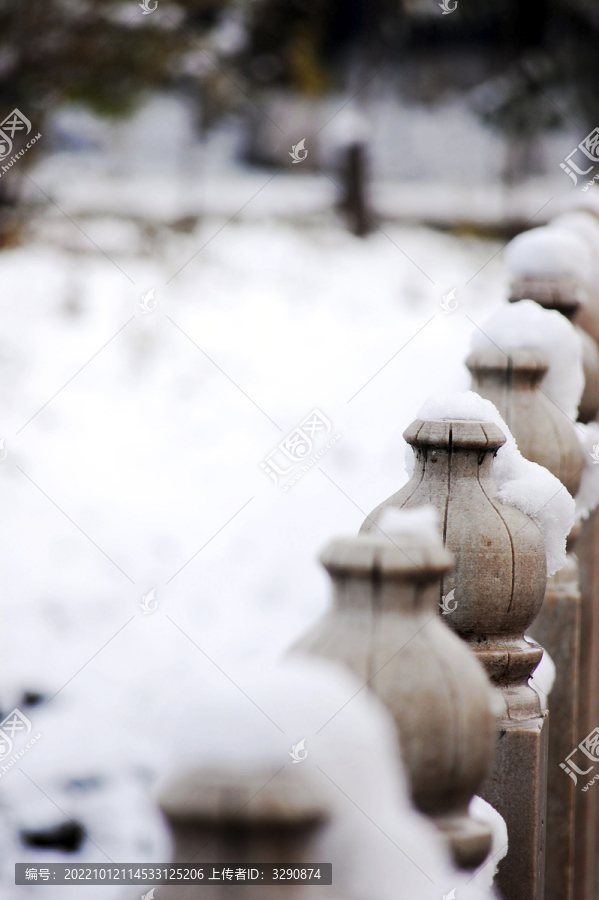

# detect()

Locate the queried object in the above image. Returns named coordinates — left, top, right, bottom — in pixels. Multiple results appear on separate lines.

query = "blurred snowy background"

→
left=1, top=0, right=598, bottom=896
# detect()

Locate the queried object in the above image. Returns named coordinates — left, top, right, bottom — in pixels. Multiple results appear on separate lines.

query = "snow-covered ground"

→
left=0, top=151, right=512, bottom=896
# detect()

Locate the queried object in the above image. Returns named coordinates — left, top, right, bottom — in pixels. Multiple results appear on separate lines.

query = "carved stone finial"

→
left=468, top=345, right=583, bottom=900
left=466, top=347, right=584, bottom=495
left=295, top=514, right=497, bottom=870
left=361, top=417, right=549, bottom=899
left=363, top=418, right=547, bottom=645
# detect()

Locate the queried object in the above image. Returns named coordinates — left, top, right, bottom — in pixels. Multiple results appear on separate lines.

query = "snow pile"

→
left=471, top=299, right=584, bottom=422
left=551, top=211, right=599, bottom=271
left=504, top=225, right=592, bottom=287
left=526, top=638, right=556, bottom=712
left=574, top=422, right=599, bottom=520
left=0, top=690, right=170, bottom=900
left=0, top=184, right=510, bottom=885
left=407, top=392, right=574, bottom=576
left=469, top=796, right=508, bottom=887
left=471, top=301, right=599, bottom=520
left=159, top=655, right=500, bottom=900
left=556, top=189, right=599, bottom=220
left=377, top=506, right=444, bottom=549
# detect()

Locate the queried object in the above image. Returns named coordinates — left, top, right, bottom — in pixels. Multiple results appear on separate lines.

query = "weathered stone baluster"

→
left=506, top=225, right=599, bottom=900
left=294, top=509, right=497, bottom=870
left=361, top=417, right=549, bottom=900
left=549, top=211, right=599, bottom=900
left=158, top=767, right=327, bottom=899
left=467, top=346, right=583, bottom=900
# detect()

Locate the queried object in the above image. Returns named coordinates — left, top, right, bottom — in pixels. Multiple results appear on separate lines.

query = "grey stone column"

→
left=361, top=417, right=549, bottom=900
left=294, top=517, right=497, bottom=870
left=468, top=346, right=583, bottom=900
left=509, top=278, right=599, bottom=900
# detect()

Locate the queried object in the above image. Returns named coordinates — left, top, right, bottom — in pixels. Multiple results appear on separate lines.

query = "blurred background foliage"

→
left=236, top=0, right=599, bottom=133
left=0, top=0, right=598, bottom=154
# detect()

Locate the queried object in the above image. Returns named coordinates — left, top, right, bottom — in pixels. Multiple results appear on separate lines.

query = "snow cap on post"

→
left=555, top=188, right=599, bottom=220
left=468, top=299, right=599, bottom=520
left=505, top=225, right=592, bottom=311
left=470, top=299, right=584, bottom=422
left=505, top=226, right=599, bottom=422
left=552, top=210, right=599, bottom=268
left=326, top=505, right=453, bottom=579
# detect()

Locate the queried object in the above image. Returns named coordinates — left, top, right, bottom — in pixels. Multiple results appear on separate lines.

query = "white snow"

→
left=0, top=143, right=521, bottom=896
left=551, top=211, right=599, bottom=274
left=504, top=225, right=593, bottom=288
left=526, top=637, right=556, bottom=711
left=471, top=300, right=599, bottom=520
left=471, top=298, right=584, bottom=422
left=556, top=187, right=599, bottom=220
left=574, top=422, right=599, bottom=520
left=376, top=506, right=444, bottom=549
left=468, top=796, right=508, bottom=890
left=408, top=392, right=575, bottom=576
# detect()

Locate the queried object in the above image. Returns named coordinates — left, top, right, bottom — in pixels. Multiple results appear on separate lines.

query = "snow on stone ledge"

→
left=471, top=299, right=584, bottom=426
left=504, top=225, right=593, bottom=286
left=406, top=392, right=575, bottom=577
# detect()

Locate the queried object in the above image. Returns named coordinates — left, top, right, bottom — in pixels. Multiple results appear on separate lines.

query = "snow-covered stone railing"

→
left=505, top=216, right=599, bottom=900
left=154, top=654, right=503, bottom=900
left=358, top=392, right=576, bottom=900
left=467, top=314, right=583, bottom=900
left=294, top=507, right=497, bottom=871
left=547, top=200, right=599, bottom=900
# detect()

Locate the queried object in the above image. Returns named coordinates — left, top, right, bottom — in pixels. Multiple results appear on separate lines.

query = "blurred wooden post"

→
left=509, top=278, right=599, bottom=900
left=294, top=513, right=496, bottom=869
left=467, top=346, right=583, bottom=900
left=159, top=767, right=327, bottom=899
left=339, top=143, right=372, bottom=237
left=361, top=417, right=549, bottom=900
left=326, top=108, right=373, bottom=237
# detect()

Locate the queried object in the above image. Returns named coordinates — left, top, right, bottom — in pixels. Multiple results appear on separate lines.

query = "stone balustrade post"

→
left=158, top=767, right=328, bottom=900
left=467, top=346, right=583, bottom=900
left=361, top=417, right=549, bottom=900
left=508, top=254, right=599, bottom=900
left=294, top=511, right=497, bottom=871
left=510, top=276, right=599, bottom=422
left=508, top=273, right=599, bottom=425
